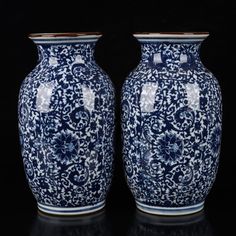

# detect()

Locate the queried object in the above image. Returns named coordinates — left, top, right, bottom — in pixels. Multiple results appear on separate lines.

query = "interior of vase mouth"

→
left=29, top=32, right=101, bottom=38
left=134, top=32, right=209, bottom=38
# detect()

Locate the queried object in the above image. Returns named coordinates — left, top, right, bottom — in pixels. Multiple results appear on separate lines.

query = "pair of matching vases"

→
left=18, top=32, right=222, bottom=216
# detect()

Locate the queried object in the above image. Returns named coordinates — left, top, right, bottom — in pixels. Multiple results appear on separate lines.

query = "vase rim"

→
left=29, top=32, right=101, bottom=38
left=134, top=32, right=209, bottom=42
left=29, top=32, right=101, bottom=44
left=134, top=32, right=209, bottom=38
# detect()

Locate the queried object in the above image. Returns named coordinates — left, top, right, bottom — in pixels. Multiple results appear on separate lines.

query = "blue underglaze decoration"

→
left=121, top=35, right=222, bottom=208
left=18, top=35, right=115, bottom=208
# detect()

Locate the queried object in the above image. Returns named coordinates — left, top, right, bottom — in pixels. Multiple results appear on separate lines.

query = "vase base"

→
left=38, top=201, right=105, bottom=216
left=136, top=201, right=204, bottom=216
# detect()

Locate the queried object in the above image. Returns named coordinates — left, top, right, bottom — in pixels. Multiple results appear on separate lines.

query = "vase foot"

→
left=38, top=201, right=105, bottom=216
left=136, top=201, right=204, bottom=216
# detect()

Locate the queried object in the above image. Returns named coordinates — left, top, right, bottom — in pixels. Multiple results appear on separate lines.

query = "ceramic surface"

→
left=18, top=33, right=115, bottom=215
left=121, top=33, right=222, bottom=215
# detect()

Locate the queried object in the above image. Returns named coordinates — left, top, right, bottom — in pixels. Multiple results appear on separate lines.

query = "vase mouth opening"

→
left=134, top=32, right=209, bottom=42
left=29, top=32, right=101, bottom=44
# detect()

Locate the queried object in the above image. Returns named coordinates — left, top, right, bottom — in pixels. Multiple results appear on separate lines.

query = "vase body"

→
left=121, top=33, right=222, bottom=215
left=18, top=33, right=115, bottom=215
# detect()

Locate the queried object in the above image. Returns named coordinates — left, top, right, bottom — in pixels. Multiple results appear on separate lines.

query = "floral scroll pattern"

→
left=18, top=41, right=115, bottom=208
left=122, top=40, right=222, bottom=207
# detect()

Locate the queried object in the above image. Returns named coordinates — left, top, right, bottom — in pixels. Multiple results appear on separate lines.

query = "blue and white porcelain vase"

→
left=121, top=33, right=222, bottom=215
left=18, top=33, right=115, bottom=215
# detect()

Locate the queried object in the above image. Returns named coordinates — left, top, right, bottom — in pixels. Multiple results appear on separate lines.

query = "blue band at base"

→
left=38, top=201, right=105, bottom=216
left=136, top=201, right=204, bottom=216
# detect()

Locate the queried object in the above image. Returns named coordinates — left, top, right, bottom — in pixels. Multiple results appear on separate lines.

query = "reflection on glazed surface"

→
left=186, top=83, right=200, bottom=110
left=82, top=85, right=95, bottom=113
left=36, top=82, right=55, bottom=113
left=128, top=210, right=213, bottom=236
left=140, top=83, right=158, bottom=113
left=30, top=210, right=110, bottom=236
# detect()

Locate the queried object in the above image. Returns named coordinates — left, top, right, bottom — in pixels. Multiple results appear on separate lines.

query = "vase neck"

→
left=29, top=33, right=101, bottom=64
left=134, top=33, right=208, bottom=70
left=140, top=41, right=202, bottom=65
left=36, top=42, right=96, bottom=64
